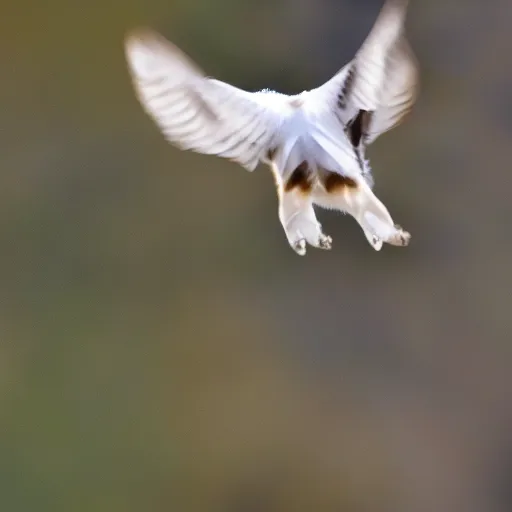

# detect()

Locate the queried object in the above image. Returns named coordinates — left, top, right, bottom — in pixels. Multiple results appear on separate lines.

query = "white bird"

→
left=124, top=0, right=419, bottom=255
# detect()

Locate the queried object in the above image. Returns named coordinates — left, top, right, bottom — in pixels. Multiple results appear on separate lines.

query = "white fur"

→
left=272, top=165, right=409, bottom=254
left=312, top=178, right=409, bottom=251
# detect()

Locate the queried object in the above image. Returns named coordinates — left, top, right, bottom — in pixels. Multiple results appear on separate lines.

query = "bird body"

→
left=124, top=0, right=419, bottom=255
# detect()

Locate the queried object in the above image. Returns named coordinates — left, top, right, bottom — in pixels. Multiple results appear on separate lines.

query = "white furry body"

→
left=255, top=91, right=404, bottom=253
left=124, top=0, right=419, bottom=255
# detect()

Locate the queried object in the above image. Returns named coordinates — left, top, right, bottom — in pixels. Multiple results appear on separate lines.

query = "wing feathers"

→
left=350, top=0, right=418, bottom=141
left=364, top=36, right=419, bottom=143
left=303, top=0, right=418, bottom=147
left=125, top=28, right=283, bottom=171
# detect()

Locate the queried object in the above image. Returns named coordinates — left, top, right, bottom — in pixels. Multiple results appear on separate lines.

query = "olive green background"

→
left=1, top=1, right=511, bottom=511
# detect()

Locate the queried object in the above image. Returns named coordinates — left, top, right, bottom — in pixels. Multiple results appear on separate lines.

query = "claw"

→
left=399, top=231, right=411, bottom=246
left=371, top=235, right=383, bottom=251
left=292, top=238, right=307, bottom=255
left=388, top=227, right=411, bottom=247
left=318, top=234, right=332, bottom=250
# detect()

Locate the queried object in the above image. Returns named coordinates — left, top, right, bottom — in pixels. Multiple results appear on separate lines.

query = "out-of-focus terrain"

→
left=1, top=1, right=511, bottom=511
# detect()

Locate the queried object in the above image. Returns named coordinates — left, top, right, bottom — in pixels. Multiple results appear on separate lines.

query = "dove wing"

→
left=125, top=29, right=285, bottom=171
left=303, top=0, right=419, bottom=147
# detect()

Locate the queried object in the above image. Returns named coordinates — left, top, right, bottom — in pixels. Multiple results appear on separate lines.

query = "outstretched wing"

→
left=125, top=29, right=284, bottom=171
left=361, top=35, right=418, bottom=144
left=303, top=0, right=419, bottom=145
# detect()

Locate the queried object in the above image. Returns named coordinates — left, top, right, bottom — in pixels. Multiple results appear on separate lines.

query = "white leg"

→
left=278, top=188, right=332, bottom=255
left=271, top=164, right=332, bottom=255
left=313, top=175, right=410, bottom=250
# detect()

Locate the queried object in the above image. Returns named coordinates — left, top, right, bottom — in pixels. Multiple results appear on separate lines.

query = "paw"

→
left=285, top=227, right=307, bottom=255
left=363, top=229, right=383, bottom=251
left=288, top=233, right=331, bottom=255
left=370, top=234, right=383, bottom=251
left=300, top=219, right=332, bottom=251
left=285, top=219, right=331, bottom=255
left=292, top=238, right=307, bottom=256
left=318, top=233, right=332, bottom=250
left=398, top=230, right=411, bottom=246
left=387, top=225, right=411, bottom=247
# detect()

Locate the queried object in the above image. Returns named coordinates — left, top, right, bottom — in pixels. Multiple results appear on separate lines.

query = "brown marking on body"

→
left=320, top=171, right=358, bottom=193
left=284, top=161, right=313, bottom=194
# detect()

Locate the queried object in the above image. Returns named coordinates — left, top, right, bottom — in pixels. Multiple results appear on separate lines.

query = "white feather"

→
left=302, top=0, right=418, bottom=146
left=125, top=0, right=418, bottom=177
left=125, top=29, right=285, bottom=171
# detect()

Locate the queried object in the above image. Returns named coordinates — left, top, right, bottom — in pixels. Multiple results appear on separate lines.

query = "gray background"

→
left=1, top=1, right=511, bottom=511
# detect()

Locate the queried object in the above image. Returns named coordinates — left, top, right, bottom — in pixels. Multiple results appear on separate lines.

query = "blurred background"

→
left=1, top=0, right=512, bottom=510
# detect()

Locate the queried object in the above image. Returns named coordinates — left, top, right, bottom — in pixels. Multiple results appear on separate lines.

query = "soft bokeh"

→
left=1, top=1, right=511, bottom=511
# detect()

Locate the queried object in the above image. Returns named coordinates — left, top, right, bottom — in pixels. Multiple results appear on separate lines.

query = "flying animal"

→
left=124, top=0, right=419, bottom=255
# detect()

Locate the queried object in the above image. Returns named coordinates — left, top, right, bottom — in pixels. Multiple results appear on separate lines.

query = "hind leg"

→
left=279, top=197, right=332, bottom=255
left=313, top=171, right=410, bottom=250
left=272, top=163, right=332, bottom=255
